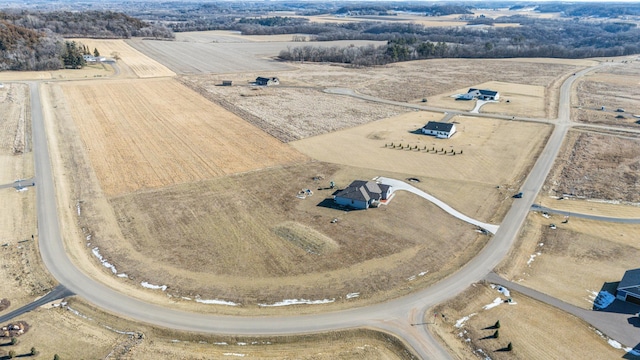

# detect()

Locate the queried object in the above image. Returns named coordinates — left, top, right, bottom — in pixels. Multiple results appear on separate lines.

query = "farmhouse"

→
left=460, top=88, right=500, bottom=101
left=83, top=55, right=96, bottom=63
left=421, top=121, right=457, bottom=139
left=333, top=180, right=393, bottom=209
left=255, top=77, right=280, bottom=86
left=616, top=268, right=640, bottom=305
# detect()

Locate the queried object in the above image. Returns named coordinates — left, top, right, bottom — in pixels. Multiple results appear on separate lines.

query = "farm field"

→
left=543, top=131, right=640, bottom=203
left=291, top=12, right=528, bottom=27
left=430, top=283, right=626, bottom=360
left=291, top=113, right=551, bottom=221
left=127, top=36, right=385, bottom=74
left=54, top=77, right=307, bottom=196
left=574, top=61, right=640, bottom=127
left=69, top=38, right=175, bottom=78
left=496, top=214, right=640, bottom=310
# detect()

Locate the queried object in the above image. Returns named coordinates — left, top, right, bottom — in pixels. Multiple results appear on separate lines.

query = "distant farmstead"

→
left=333, top=180, right=393, bottom=209
left=255, top=77, right=280, bottom=86
left=459, top=88, right=500, bottom=101
left=421, top=121, right=457, bottom=139
left=616, top=268, right=640, bottom=305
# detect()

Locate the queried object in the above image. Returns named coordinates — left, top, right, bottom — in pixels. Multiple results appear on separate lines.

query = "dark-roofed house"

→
left=464, top=88, right=500, bottom=101
left=421, top=121, right=457, bottom=139
left=333, top=180, right=393, bottom=209
left=255, top=77, right=279, bottom=86
left=616, top=268, right=640, bottom=305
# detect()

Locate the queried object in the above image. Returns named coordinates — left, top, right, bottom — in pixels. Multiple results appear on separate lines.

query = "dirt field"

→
left=430, top=283, right=626, bottom=360
left=180, top=76, right=409, bottom=142
left=56, top=77, right=306, bottom=196
left=291, top=113, right=550, bottom=220
left=3, top=297, right=414, bottom=360
left=128, top=36, right=385, bottom=74
left=574, top=61, right=640, bottom=127
left=543, top=131, right=640, bottom=203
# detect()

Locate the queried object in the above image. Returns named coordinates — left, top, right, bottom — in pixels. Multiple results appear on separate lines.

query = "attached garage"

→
left=616, top=268, right=640, bottom=305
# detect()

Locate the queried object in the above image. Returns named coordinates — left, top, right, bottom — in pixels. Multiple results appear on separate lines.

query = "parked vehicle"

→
left=513, top=192, right=523, bottom=199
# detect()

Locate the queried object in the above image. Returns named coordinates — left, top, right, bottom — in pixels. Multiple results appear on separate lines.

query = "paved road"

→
left=485, top=273, right=640, bottom=351
left=28, top=61, right=637, bottom=358
left=531, top=204, right=640, bottom=224
left=377, top=177, right=499, bottom=234
left=0, top=178, right=35, bottom=191
left=0, top=285, right=74, bottom=323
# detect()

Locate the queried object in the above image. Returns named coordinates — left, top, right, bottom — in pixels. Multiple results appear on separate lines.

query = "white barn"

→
left=421, top=121, right=456, bottom=139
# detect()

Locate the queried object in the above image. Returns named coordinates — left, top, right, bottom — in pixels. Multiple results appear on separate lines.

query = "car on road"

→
left=513, top=192, right=523, bottom=199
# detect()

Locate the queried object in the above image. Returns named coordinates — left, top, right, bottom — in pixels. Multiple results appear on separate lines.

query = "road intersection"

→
left=26, top=61, right=637, bottom=358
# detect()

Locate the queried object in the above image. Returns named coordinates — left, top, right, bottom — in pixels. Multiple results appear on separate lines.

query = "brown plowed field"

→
left=60, top=78, right=307, bottom=196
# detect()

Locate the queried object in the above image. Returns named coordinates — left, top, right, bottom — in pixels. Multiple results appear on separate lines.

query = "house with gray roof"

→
left=421, top=121, right=456, bottom=139
left=333, top=180, right=393, bottom=209
left=459, top=88, right=500, bottom=101
left=616, top=268, right=640, bottom=305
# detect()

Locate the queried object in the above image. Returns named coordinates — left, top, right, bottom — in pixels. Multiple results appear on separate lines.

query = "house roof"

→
left=423, top=121, right=454, bottom=133
left=334, top=180, right=384, bottom=202
left=468, top=88, right=498, bottom=96
left=619, top=268, right=640, bottom=290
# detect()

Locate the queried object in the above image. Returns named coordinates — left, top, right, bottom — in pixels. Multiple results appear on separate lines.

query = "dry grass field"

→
left=291, top=113, right=550, bottom=220
left=128, top=37, right=385, bottom=74
left=543, top=131, right=640, bottom=203
left=430, top=283, right=625, bottom=360
left=574, top=61, right=640, bottom=126
left=69, top=38, right=175, bottom=78
left=0, top=64, right=114, bottom=81
left=3, top=297, right=414, bottom=360
left=496, top=214, right=640, bottom=310
left=295, top=12, right=524, bottom=27
left=57, top=77, right=306, bottom=196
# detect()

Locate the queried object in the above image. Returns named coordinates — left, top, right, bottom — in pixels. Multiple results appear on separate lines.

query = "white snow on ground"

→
left=527, top=253, right=537, bottom=266
left=16, top=187, right=28, bottom=192
left=258, top=298, right=335, bottom=307
left=117, top=273, right=128, bottom=278
left=104, top=325, right=137, bottom=336
left=376, top=177, right=499, bottom=234
left=483, top=298, right=503, bottom=310
left=455, top=313, right=476, bottom=328
left=213, top=342, right=228, bottom=346
left=141, top=281, right=167, bottom=291
left=91, top=247, right=118, bottom=274
left=490, top=284, right=511, bottom=297
left=195, top=298, right=238, bottom=306
left=609, top=339, right=623, bottom=349
left=223, top=353, right=246, bottom=357
left=346, top=292, right=360, bottom=299
left=66, top=306, right=91, bottom=320
left=593, top=291, right=615, bottom=309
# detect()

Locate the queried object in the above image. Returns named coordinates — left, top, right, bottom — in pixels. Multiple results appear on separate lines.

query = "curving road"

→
left=29, top=62, right=632, bottom=358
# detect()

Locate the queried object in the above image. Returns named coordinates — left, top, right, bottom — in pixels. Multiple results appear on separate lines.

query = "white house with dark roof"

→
left=616, top=268, right=640, bottom=305
left=333, top=180, right=393, bottom=209
left=421, top=121, right=456, bottom=139
left=460, top=88, right=500, bottom=101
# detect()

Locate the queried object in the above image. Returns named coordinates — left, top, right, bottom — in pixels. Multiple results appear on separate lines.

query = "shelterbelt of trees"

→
left=0, top=10, right=173, bottom=71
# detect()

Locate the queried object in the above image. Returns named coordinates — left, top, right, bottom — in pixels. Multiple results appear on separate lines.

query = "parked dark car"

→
left=513, top=192, right=523, bottom=199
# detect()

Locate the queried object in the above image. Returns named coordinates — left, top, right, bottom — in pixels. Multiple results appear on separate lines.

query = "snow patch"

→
left=213, top=342, right=228, bottom=346
left=608, top=339, right=622, bottom=349
left=91, top=247, right=118, bottom=274
left=258, top=298, right=335, bottom=307
left=104, top=325, right=137, bottom=336
left=223, top=353, right=246, bottom=357
left=346, top=292, right=360, bottom=299
left=141, top=281, right=167, bottom=291
left=455, top=313, right=476, bottom=328
left=527, top=253, right=537, bottom=266
left=195, top=298, right=238, bottom=306
left=117, top=273, right=128, bottom=278
left=483, top=297, right=503, bottom=310
left=490, top=284, right=510, bottom=297
left=593, top=291, right=615, bottom=310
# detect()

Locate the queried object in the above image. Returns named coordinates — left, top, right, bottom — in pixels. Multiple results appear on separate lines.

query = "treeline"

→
left=0, top=10, right=173, bottom=71
left=535, top=3, right=640, bottom=17
left=335, top=4, right=473, bottom=16
left=279, top=17, right=640, bottom=66
left=0, top=10, right=173, bottom=39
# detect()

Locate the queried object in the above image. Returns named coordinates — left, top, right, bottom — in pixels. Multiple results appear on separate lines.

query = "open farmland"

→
left=57, top=78, right=306, bottom=196
left=127, top=36, right=385, bottom=74
left=69, top=38, right=175, bottom=78
left=496, top=214, right=640, bottom=311
left=543, top=131, right=640, bottom=203
left=291, top=113, right=550, bottom=219
left=574, top=61, right=640, bottom=127
left=430, top=283, right=626, bottom=360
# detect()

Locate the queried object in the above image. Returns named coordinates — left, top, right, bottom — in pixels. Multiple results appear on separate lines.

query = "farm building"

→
left=83, top=55, right=97, bottom=63
left=255, top=77, right=280, bottom=86
left=421, top=121, right=457, bottom=139
left=616, top=268, right=640, bottom=305
left=333, top=180, right=393, bottom=209
left=459, top=88, right=500, bottom=101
